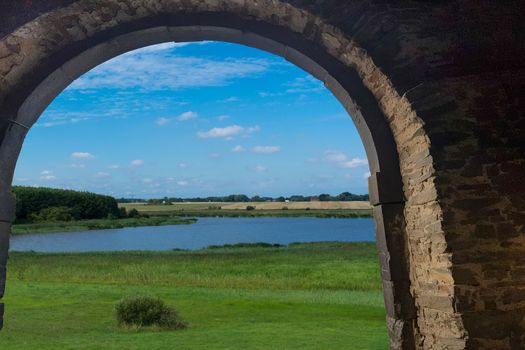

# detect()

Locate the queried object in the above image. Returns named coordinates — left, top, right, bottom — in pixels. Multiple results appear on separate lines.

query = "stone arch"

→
left=0, top=1, right=468, bottom=349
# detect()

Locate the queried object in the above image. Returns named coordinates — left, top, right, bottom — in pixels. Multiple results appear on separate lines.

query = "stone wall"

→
left=0, top=1, right=524, bottom=349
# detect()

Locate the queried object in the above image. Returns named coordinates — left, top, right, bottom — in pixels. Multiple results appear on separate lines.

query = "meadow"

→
left=0, top=242, right=388, bottom=349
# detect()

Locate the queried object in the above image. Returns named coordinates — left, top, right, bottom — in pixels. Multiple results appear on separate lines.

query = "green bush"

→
left=115, top=296, right=186, bottom=330
left=127, top=208, right=141, bottom=218
left=246, top=205, right=256, bottom=211
left=30, top=206, right=73, bottom=222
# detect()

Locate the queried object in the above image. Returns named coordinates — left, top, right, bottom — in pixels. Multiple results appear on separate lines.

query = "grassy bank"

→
left=0, top=242, right=388, bottom=349
left=12, top=216, right=197, bottom=235
left=121, top=203, right=373, bottom=219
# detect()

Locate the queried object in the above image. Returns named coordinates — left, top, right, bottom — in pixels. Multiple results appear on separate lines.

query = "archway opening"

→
left=0, top=15, right=416, bottom=349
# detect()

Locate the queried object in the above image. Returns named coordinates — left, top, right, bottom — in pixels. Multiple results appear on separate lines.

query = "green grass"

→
left=11, top=216, right=197, bottom=235
left=0, top=242, right=388, bottom=349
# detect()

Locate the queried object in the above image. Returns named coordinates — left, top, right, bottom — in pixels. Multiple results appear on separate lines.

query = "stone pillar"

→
left=0, top=190, right=15, bottom=330
left=370, top=172, right=417, bottom=349
left=0, top=118, right=22, bottom=330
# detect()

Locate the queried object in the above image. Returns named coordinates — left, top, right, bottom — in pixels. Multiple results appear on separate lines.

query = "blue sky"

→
left=13, top=41, right=369, bottom=198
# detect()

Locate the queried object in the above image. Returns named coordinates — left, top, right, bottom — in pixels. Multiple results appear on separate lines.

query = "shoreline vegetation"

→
left=1, top=242, right=388, bottom=348
left=12, top=216, right=197, bottom=235
left=11, top=186, right=372, bottom=235
left=11, top=206, right=372, bottom=235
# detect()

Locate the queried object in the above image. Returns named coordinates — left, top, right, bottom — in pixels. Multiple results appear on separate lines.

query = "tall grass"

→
left=8, top=242, right=380, bottom=291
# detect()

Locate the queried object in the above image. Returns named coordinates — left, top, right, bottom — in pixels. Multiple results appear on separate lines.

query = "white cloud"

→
left=178, top=163, right=188, bottom=168
left=340, top=158, right=368, bottom=168
left=197, top=125, right=260, bottom=139
left=363, top=171, right=372, bottom=179
left=177, top=111, right=198, bottom=121
left=142, top=178, right=153, bottom=183
left=36, top=109, right=126, bottom=128
left=176, top=181, right=189, bottom=186
left=325, top=151, right=347, bottom=162
left=219, top=96, right=239, bottom=103
left=40, top=171, right=56, bottom=181
left=259, top=91, right=285, bottom=98
left=95, top=172, right=111, bottom=178
left=131, top=159, right=144, bottom=166
left=108, top=165, right=121, bottom=169
left=70, top=163, right=86, bottom=169
left=232, top=145, right=245, bottom=152
left=254, top=165, right=267, bottom=172
left=217, top=115, right=230, bottom=121
left=156, top=117, right=171, bottom=126
left=285, top=75, right=324, bottom=94
left=70, top=45, right=273, bottom=91
left=71, top=152, right=95, bottom=160
left=209, top=153, right=221, bottom=159
left=252, top=146, right=280, bottom=154
left=325, top=151, right=368, bottom=168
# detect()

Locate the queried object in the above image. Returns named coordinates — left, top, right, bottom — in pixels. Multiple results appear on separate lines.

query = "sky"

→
left=13, top=41, right=370, bottom=198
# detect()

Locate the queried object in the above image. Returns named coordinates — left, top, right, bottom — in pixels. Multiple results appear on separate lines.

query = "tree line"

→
left=13, top=186, right=122, bottom=223
left=118, top=192, right=369, bottom=204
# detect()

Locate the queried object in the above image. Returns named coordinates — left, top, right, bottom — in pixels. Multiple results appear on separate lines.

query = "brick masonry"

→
left=0, top=1, right=523, bottom=349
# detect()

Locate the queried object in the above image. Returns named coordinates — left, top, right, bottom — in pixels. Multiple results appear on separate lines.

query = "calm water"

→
left=9, top=217, right=375, bottom=252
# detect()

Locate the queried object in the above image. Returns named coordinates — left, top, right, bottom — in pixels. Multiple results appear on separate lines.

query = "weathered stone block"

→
left=0, top=190, right=15, bottom=223
left=383, top=280, right=417, bottom=320
left=374, top=203, right=409, bottom=281
left=369, top=171, right=404, bottom=206
left=386, top=316, right=415, bottom=350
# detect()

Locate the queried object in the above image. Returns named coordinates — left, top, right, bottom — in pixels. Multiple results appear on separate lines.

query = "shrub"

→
left=115, top=296, right=186, bottom=330
left=246, top=205, right=256, bottom=211
left=118, top=207, right=127, bottom=218
left=30, top=206, right=73, bottom=222
left=127, top=208, right=141, bottom=218
left=282, top=206, right=289, bottom=210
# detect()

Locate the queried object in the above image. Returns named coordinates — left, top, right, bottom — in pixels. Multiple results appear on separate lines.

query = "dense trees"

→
left=14, top=186, right=121, bottom=222
left=118, top=192, right=369, bottom=203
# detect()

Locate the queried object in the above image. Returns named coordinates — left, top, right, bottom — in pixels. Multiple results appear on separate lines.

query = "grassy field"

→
left=120, top=202, right=373, bottom=219
left=12, top=216, right=197, bottom=235
left=0, top=242, right=388, bottom=349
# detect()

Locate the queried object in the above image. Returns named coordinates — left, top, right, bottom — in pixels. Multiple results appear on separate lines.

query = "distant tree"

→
left=318, top=194, right=332, bottom=201
left=246, top=205, right=256, bottom=211
left=289, top=195, right=308, bottom=202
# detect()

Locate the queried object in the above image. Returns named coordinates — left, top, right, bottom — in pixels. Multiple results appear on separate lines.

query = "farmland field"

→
left=120, top=201, right=373, bottom=219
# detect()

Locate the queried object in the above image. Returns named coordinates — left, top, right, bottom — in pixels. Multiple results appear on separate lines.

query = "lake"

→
left=9, top=217, right=375, bottom=252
